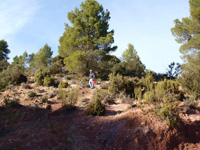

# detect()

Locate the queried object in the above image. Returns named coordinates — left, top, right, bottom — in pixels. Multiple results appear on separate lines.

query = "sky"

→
left=0, top=0, right=190, bottom=73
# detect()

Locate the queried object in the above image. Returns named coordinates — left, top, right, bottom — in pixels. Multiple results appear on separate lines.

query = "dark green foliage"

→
left=108, top=73, right=139, bottom=97
left=34, top=69, right=50, bottom=86
left=30, top=44, right=53, bottom=69
left=48, top=63, right=62, bottom=74
left=59, top=0, right=117, bottom=56
left=86, top=93, right=105, bottom=116
left=13, top=74, right=27, bottom=85
left=34, top=69, right=45, bottom=85
left=157, top=103, right=180, bottom=128
left=28, top=92, right=36, bottom=98
left=58, top=81, right=69, bottom=88
left=98, top=55, right=121, bottom=79
left=166, top=62, right=181, bottom=79
left=108, top=73, right=125, bottom=94
left=59, top=0, right=117, bottom=74
left=52, top=55, right=64, bottom=66
left=179, top=53, right=200, bottom=99
left=0, top=65, right=25, bottom=91
left=122, top=44, right=145, bottom=77
left=43, top=75, right=55, bottom=87
left=171, top=0, right=200, bottom=99
left=12, top=51, right=28, bottom=67
left=0, top=59, right=9, bottom=72
left=0, top=40, right=10, bottom=61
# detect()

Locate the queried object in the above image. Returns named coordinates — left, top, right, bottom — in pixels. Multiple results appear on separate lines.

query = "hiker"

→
left=89, top=70, right=95, bottom=89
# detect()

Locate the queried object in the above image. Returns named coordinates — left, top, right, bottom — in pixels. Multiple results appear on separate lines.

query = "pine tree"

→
left=0, top=40, right=10, bottom=61
left=122, top=43, right=145, bottom=77
left=59, top=0, right=117, bottom=74
left=171, top=0, right=200, bottom=98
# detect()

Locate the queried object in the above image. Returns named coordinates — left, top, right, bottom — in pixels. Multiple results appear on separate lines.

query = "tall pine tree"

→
left=171, top=0, right=200, bottom=98
left=59, top=0, right=117, bottom=74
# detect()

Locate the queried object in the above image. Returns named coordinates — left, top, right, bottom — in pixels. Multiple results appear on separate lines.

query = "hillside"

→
left=0, top=76, right=200, bottom=150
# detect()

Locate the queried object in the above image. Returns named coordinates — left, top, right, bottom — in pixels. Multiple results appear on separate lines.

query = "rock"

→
left=38, top=89, right=45, bottom=93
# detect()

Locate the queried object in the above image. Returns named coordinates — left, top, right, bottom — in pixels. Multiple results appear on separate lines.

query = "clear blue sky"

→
left=0, top=0, right=189, bottom=73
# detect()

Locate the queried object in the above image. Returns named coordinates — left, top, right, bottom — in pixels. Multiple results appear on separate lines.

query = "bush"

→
left=48, top=63, right=62, bottom=74
left=86, top=93, right=105, bottom=116
left=58, top=81, right=69, bottom=88
left=156, top=103, right=180, bottom=128
left=28, top=92, right=36, bottom=98
left=155, top=79, right=180, bottom=102
left=58, top=86, right=79, bottom=110
left=4, top=98, right=22, bottom=107
left=68, top=86, right=79, bottom=106
left=43, top=75, right=55, bottom=87
left=0, top=65, right=25, bottom=91
left=134, top=87, right=142, bottom=100
left=144, top=90, right=156, bottom=103
left=40, top=96, right=48, bottom=104
left=108, top=73, right=136, bottom=97
left=13, top=74, right=27, bottom=85
left=34, top=69, right=46, bottom=85
left=108, top=73, right=125, bottom=94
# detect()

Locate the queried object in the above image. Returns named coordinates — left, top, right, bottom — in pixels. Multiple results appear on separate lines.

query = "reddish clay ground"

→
left=0, top=83, right=200, bottom=150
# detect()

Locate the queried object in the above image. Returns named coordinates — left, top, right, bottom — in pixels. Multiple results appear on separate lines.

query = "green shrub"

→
left=43, top=75, right=55, bottom=87
left=86, top=93, right=105, bottom=116
left=108, top=73, right=136, bottom=97
left=108, top=73, right=125, bottom=94
left=134, top=87, right=142, bottom=100
left=48, top=63, right=62, bottom=74
left=40, top=96, right=48, bottom=103
left=0, top=65, right=25, bottom=91
left=155, top=79, right=180, bottom=102
left=34, top=69, right=45, bottom=85
left=144, top=90, right=156, bottom=103
left=13, top=74, right=27, bottom=85
left=156, top=103, right=180, bottom=128
left=58, top=81, right=69, bottom=88
left=68, top=86, right=79, bottom=106
left=28, top=92, right=36, bottom=98
left=58, top=86, right=79, bottom=110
